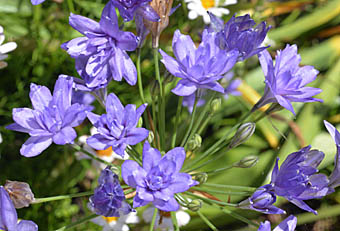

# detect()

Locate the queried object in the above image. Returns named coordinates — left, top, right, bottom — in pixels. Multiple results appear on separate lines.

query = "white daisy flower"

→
left=0, top=25, right=17, bottom=69
left=91, top=212, right=140, bottom=231
left=142, top=206, right=190, bottom=231
left=184, top=0, right=237, bottom=24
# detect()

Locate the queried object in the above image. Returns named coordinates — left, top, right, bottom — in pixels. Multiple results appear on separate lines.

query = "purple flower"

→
left=72, top=90, right=95, bottom=109
left=6, top=75, right=91, bottom=157
left=216, top=14, right=271, bottom=60
left=61, top=2, right=138, bottom=90
left=122, top=142, right=198, bottom=211
left=31, top=0, right=45, bottom=5
left=255, top=44, right=322, bottom=115
left=271, top=146, right=330, bottom=214
left=182, top=92, right=206, bottom=113
left=0, top=186, right=38, bottom=231
left=111, top=0, right=159, bottom=22
left=324, top=120, right=340, bottom=190
left=238, top=184, right=285, bottom=214
left=258, top=215, right=297, bottom=231
left=159, top=29, right=238, bottom=96
left=89, top=167, right=131, bottom=217
left=86, top=93, right=148, bottom=157
left=222, top=72, right=241, bottom=100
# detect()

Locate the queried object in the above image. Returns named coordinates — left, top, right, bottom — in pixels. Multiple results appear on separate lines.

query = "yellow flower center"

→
left=201, top=0, right=215, bottom=9
left=102, top=216, right=118, bottom=223
left=96, top=146, right=113, bottom=157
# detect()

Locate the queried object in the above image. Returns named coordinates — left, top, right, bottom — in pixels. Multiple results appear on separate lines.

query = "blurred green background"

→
left=1, top=0, right=340, bottom=230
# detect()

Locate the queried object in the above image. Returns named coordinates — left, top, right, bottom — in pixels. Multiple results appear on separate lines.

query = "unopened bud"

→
left=192, top=172, right=208, bottom=184
left=137, top=117, right=143, bottom=127
left=229, top=123, right=255, bottom=148
left=233, top=155, right=258, bottom=168
left=187, top=199, right=202, bottom=212
left=210, top=98, right=221, bottom=113
left=187, top=134, right=202, bottom=151
left=4, top=180, right=34, bottom=208
left=148, top=131, right=154, bottom=143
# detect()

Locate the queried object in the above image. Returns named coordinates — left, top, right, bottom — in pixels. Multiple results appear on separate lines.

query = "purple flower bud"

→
left=238, top=184, right=285, bottom=214
left=89, top=167, right=131, bottom=217
left=122, top=142, right=198, bottom=211
left=4, top=180, right=34, bottom=209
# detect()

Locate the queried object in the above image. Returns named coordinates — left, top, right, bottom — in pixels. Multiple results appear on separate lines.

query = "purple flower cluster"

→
left=0, top=186, right=38, bottom=231
left=87, top=93, right=148, bottom=157
left=160, top=29, right=238, bottom=96
left=7, top=75, right=91, bottom=157
left=255, top=44, right=322, bottom=115
left=62, top=2, right=139, bottom=90
left=89, top=167, right=131, bottom=217
left=122, top=142, right=198, bottom=211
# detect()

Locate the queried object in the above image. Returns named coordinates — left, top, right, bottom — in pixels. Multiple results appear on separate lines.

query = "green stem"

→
left=151, top=98, right=160, bottom=149
left=220, top=207, right=258, bottom=228
left=153, top=48, right=165, bottom=150
left=171, top=96, right=183, bottom=148
left=205, top=164, right=233, bottom=175
left=126, top=146, right=142, bottom=165
left=55, top=214, right=98, bottom=231
left=297, top=204, right=340, bottom=225
left=190, top=187, right=251, bottom=196
left=202, top=183, right=256, bottom=192
left=91, top=92, right=105, bottom=108
left=33, top=191, right=93, bottom=204
left=189, top=93, right=216, bottom=139
left=67, top=0, right=75, bottom=13
left=150, top=207, right=158, bottom=231
left=171, top=211, right=180, bottom=231
left=181, top=92, right=199, bottom=147
left=71, top=144, right=118, bottom=170
left=184, top=191, right=236, bottom=207
left=197, top=113, right=213, bottom=134
left=184, top=110, right=252, bottom=171
left=136, top=48, right=146, bottom=104
left=197, top=211, right=218, bottom=231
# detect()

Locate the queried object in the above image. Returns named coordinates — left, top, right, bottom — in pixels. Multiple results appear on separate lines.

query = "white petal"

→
left=0, top=42, right=17, bottom=54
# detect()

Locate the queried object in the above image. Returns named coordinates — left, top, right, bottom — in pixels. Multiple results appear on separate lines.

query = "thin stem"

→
left=71, top=144, right=118, bottom=169
left=153, top=48, right=165, bottom=150
left=184, top=191, right=236, bottom=207
left=197, top=211, right=218, bottom=231
left=33, top=191, right=93, bottom=204
left=181, top=92, right=199, bottom=147
left=197, top=113, right=213, bottom=134
left=171, top=96, right=183, bottom=148
left=203, top=183, right=256, bottom=192
left=171, top=211, right=180, bottom=231
left=190, top=187, right=251, bottom=196
left=184, top=110, right=252, bottom=171
left=126, top=146, right=142, bottom=165
left=55, top=214, right=98, bottom=231
left=136, top=48, right=146, bottom=104
left=220, top=207, right=258, bottom=228
left=67, top=0, right=75, bottom=13
left=150, top=207, right=158, bottom=231
left=151, top=98, right=160, bottom=149
left=91, top=92, right=106, bottom=108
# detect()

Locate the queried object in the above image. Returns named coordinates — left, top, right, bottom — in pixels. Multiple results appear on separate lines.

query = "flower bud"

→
left=137, top=117, right=143, bottom=127
left=229, top=122, right=255, bottom=148
left=4, top=180, right=34, bottom=208
left=192, top=173, right=208, bottom=184
left=148, top=131, right=154, bottom=143
left=187, top=199, right=202, bottom=212
left=187, top=134, right=202, bottom=151
left=233, top=155, right=258, bottom=168
left=210, top=98, right=221, bottom=113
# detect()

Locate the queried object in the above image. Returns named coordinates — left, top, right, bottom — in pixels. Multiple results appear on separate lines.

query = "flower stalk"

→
left=32, top=191, right=93, bottom=204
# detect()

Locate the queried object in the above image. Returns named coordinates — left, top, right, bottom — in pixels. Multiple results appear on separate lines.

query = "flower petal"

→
left=122, top=160, right=147, bottom=188
left=0, top=187, right=17, bottom=231
left=17, top=220, right=38, bottom=231
left=142, top=141, right=162, bottom=172
left=29, top=83, right=52, bottom=111
left=163, top=147, right=186, bottom=172
left=154, top=197, right=179, bottom=212
left=20, top=136, right=53, bottom=157
left=171, top=79, right=197, bottom=96
left=53, top=127, right=77, bottom=145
